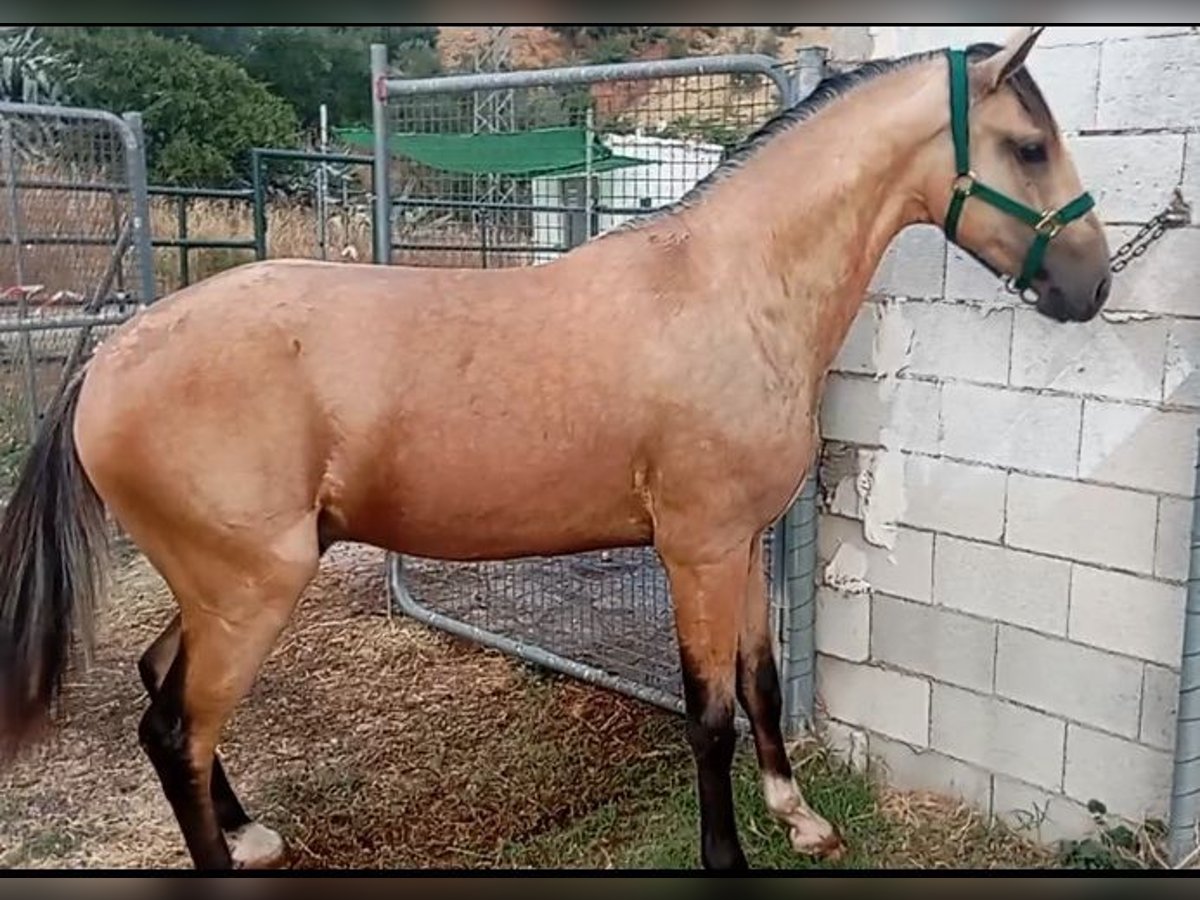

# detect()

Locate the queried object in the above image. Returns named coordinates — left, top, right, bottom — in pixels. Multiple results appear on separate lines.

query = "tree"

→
left=0, top=26, right=76, bottom=104
left=45, top=28, right=300, bottom=186
left=150, top=27, right=441, bottom=130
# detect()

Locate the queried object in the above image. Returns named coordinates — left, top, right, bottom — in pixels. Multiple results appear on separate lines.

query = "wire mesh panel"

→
left=383, top=64, right=792, bottom=269
left=0, top=102, right=151, bottom=498
left=378, top=52, right=821, bottom=719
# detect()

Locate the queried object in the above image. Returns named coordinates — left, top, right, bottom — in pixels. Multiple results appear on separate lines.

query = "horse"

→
left=0, top=26, right=1110, bottom=871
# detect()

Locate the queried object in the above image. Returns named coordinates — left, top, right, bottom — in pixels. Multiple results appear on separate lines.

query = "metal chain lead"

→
left=1109, top=186, right=1192, bottom=274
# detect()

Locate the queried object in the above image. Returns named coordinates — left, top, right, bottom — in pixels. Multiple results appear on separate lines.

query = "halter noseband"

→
left=943, top=47, right=1095, bottom=296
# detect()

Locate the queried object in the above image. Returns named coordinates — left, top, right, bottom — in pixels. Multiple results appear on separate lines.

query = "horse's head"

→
left=919, top=27, right=1110, bottom=323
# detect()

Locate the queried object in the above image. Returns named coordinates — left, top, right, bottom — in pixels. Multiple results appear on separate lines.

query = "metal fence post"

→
left=371, top=42, right=391, bottom=265
left=792, top=46, right=829, bottom=109
left=780, top=471, right=819, bottom=736
left=2, top=118, right=38, bottom=441
left=122, top=111, right=156, bottom=305
left=251, top=149, right=267, bottom=260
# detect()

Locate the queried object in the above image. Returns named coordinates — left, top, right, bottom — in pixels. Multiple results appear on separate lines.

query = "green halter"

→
left=943, top=48, right=1095, bottom=295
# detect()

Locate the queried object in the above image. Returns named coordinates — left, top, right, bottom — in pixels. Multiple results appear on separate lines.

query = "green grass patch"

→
left=504, top=738, right=890, bottom=870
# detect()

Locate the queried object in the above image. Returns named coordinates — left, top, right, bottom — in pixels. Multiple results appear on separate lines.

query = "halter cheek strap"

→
left=943, top=48, right=1095, bottom=293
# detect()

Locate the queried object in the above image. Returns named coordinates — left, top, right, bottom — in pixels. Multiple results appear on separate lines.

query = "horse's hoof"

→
left=228, top=822, right=289, bottom=869
left=790, top=823, right=846, bottom=862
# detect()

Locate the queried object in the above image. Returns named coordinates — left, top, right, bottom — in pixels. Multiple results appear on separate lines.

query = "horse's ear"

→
left=972, top=26, right=1045, bottom=93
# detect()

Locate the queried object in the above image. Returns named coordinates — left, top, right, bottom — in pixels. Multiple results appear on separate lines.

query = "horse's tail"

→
left=0, top=369, right=110, bottom=759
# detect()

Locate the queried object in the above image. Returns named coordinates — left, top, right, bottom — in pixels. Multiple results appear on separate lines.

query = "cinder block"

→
left=870, top=733, right=992, bottom=809
left=1064, top=724, right=1172, bottom=821
left=822, top=718, right=870, bottom=771
left=819, top=374, right=941, bottom=455
left=1041, top=26, right=1195, bottom=46
left=831, top=302, right=878, bottom=376
left=903, top=454, right=1007, bottom=542
left=1006, top=473, right=1159, bottom=575
left=902, top=302, right=1012, bottom=386
left=1069, top=134, right=1186, bottom=223
left=1027, top=44, right=1100, bottom=132
left=1069, top=565, right=1186, bottom=666
left=934, top=535, right=1071, bottom=636
left=1156, top=497, right=1195, bottom=583
left=872, top=594, right=996, bottom=693
left=878, top=26, right=1009, bottom=56
left=1105, top=229, right=1200, bottom=318
left=816, top=655, right=930, bottom=747
left=1079, top=402, right=1200, bottom=497
left=931, top=683, right=1066, bottom=790
left=995, top=626, right=1143, bottom=738
left=945, top=244, right=1014, bottom=304
left=817, top=514, right=934, bottom=603
left=992, top=776, right=1097, bottom=846
left=1098, top=34, right=1200, bottom=130
left=815, top=586, right=870, bottom=662
left=1165, top=319, right=1200, bottom=409
left=1141, top=664, right=1180, bottom=752
left=941, top=383, right=1081, bottom=478
left=1010, top=308, right=1168, bottom=405
left=1185, top=133, right=1199, bottom=212
left=868, top=224, right=946, bottom=299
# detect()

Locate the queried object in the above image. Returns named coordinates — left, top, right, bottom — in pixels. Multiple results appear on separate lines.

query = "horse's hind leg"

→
left=659, top=533, right=752, bottom=871
left=137, top=526, right=318, bottom=870
left=138, top=613, right=281, bottom=865
left=736, top=532, right=843, bottom=859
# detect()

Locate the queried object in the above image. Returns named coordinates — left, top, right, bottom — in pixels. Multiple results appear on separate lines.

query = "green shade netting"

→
left=332, top=125, right=647, bottom=177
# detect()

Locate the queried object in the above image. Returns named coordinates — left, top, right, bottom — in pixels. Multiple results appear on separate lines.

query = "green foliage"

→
left=547, top=26, right=679, bottom=64
left=589, top=34, right=637, bottom=64
left=152, top=27, right=441, bottom=130
left=0, top=26, right=76, bottom=103
left=648, top=115, right=746, bottom=150
left=44, top=28, right=300, bottom=186
left=1055, top=799, right=1166, bottom=869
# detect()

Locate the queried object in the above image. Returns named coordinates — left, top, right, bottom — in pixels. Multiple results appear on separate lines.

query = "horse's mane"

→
left=616, top=40, right=1055, bottom=231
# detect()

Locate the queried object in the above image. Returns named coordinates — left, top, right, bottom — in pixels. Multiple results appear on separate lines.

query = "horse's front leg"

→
left=736, top=532, right=844, bottom=860
left=658, top=530, right=753, bottom=871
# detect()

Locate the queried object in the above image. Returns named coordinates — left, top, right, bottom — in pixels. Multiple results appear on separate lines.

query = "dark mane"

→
left=618, top=40, right=1055, bottom=229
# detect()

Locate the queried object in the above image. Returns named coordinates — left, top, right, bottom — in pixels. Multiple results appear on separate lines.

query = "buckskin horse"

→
left=0, top=27, right=1110, bottom=870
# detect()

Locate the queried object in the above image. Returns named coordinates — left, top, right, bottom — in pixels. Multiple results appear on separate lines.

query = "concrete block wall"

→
left=813, top=25, right=1199, bottom=845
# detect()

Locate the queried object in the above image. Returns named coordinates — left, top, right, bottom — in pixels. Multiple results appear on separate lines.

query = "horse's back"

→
left=73, top=257, right=659, bottom=563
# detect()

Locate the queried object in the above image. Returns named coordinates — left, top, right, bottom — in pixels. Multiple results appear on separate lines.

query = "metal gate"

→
left=0, top=101, right=153, bottom=494
left=370, top=45, right=826, bottom=733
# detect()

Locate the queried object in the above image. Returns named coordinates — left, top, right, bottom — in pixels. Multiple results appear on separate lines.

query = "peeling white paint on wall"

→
left=823, top=542, right=871, bottom=594
left=1102, top=310, right=1159, bottom=323
left=860, top=447, right=907, bottom=552
left=871, top=296, right=915, bottom=384
left=859, top=297, right=914, bottom=553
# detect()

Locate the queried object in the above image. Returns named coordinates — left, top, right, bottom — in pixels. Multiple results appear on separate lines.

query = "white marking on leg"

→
left=763, top=773, right=842, bottom=857
left=226, top=822, right=286, bottom=869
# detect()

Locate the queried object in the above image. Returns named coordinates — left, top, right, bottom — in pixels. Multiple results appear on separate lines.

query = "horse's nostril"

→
left=1094, top=275, right=1112, bottom=306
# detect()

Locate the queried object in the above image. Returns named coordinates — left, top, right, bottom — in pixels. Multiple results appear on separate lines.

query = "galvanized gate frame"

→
left=372, top=45, right=827, bottom=736
left=0, top=101, right=154, bottom=441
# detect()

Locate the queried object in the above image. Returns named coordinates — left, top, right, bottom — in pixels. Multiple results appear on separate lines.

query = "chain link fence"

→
left=0, top=102, right=152, bottom=497
left=374, top=48, right=826, bottom=729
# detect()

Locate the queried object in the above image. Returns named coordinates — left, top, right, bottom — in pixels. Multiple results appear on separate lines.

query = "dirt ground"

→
left=0, top=541, right=689, bottom=870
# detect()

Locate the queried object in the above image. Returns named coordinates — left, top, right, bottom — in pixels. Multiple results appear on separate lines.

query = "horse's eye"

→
left=1017, top=142, right=1048, bottom=164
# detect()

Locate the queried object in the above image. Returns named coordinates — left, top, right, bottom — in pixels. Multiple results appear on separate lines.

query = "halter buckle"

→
left=952, top=171, right=977, bottom=197
left=1004, top=275, right=1040, bottom=305
left=1035, top=209, right=1064, bottom=238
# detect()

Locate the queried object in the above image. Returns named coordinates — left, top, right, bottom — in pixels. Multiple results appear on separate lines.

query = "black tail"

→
left=0, top=370, right=110, bottom=758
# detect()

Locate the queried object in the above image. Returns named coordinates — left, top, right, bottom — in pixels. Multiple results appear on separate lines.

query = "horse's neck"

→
left=681, top=60, right=941, bottom=371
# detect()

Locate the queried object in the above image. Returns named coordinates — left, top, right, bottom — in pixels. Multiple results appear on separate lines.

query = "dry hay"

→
left=0, top=541, right=684, bottom=870
left=875, top=789, right=1056, bottom=870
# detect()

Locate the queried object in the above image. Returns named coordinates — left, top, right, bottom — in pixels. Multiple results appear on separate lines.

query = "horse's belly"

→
left=337, top=429, right=653, bottom=561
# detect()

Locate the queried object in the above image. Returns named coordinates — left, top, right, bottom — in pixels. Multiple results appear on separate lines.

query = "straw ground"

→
left=0, top=533, right=1074, bottom=871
